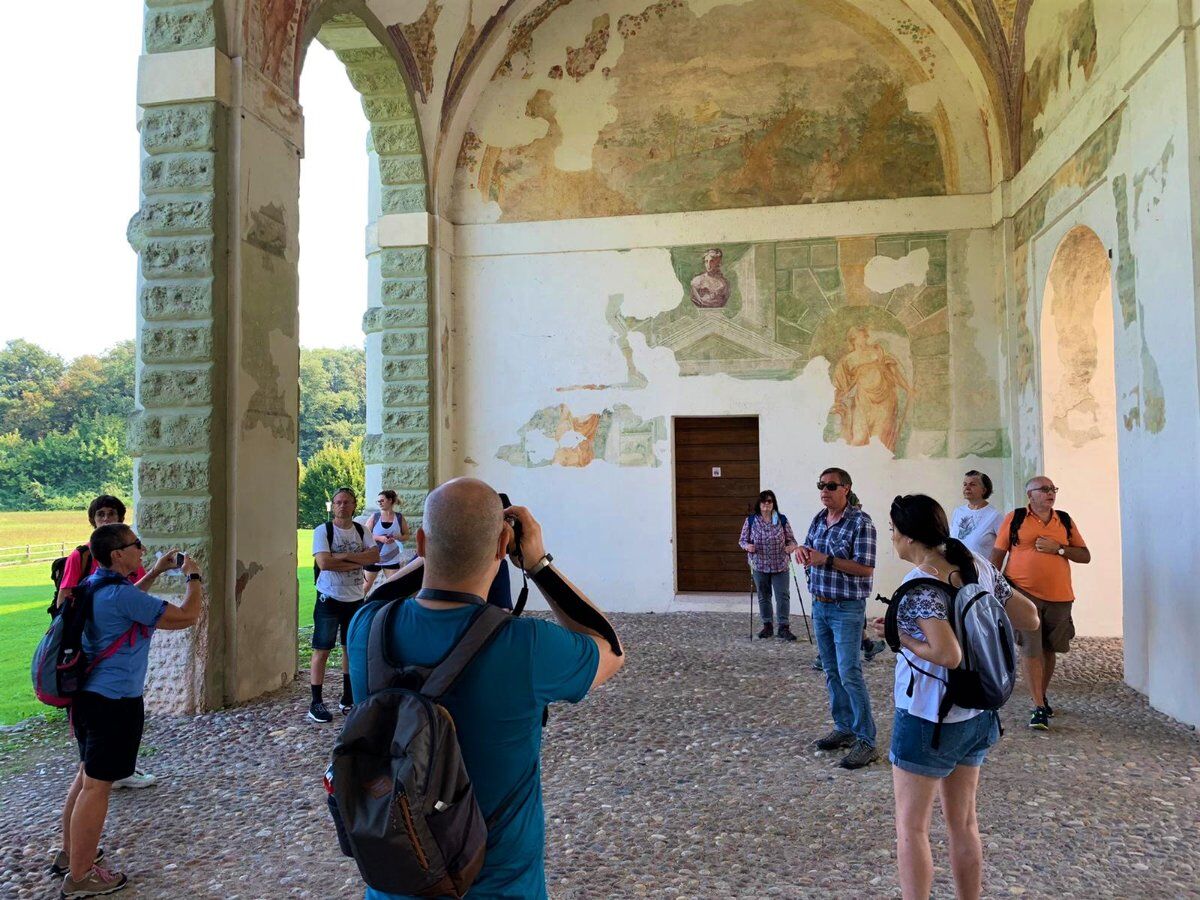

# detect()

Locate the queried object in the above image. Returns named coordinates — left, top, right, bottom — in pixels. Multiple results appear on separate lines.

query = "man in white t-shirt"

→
left=949, top=470, right=1004, bottom=558
left=309, top=487, right=378, bottom=723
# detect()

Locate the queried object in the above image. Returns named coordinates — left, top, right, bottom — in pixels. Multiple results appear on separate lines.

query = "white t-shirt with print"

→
left=950, top=503, right=1004, bottom=558
left=892, top=552, right=1012, bottom=724
left=313, top=522, right=372, bottom=601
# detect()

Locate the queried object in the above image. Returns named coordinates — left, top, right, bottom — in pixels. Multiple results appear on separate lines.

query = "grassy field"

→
left=0, top=512, right=325, bottom=726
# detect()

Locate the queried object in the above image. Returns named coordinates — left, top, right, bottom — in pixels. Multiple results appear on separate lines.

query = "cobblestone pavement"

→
left=2, top=613, right=1198, bottom=899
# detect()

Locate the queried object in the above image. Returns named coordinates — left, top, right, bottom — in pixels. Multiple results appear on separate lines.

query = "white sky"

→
left=0, top=3, right=368, bottom=360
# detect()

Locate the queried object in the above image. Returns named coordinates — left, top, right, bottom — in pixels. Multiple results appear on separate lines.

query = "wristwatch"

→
left=527, top=553, right=554, bottom=576
left=187, top=572, right=203, bottom=583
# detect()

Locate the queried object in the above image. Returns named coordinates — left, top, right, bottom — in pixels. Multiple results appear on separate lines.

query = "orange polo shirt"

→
left=994, top=507, right=1087, bottom=602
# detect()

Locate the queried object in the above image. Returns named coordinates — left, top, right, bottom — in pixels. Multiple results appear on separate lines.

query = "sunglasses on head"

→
left=116, top=539, right=144, bottom=551
left=816, top=481, right=844, bottom=491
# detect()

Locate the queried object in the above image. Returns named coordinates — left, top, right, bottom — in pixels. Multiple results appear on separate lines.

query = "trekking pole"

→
left=748, top=563, right=756, bottom=641
left=789, top=560, right=814, bottom=644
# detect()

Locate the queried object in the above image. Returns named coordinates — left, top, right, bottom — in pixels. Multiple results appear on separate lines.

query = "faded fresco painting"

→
left=613, top=233, right=994, bottom=459
left=1020, top=0, right=1097, bottom=166
left=497, top=403, right=666, bottom=468
left=454, top=0, right=954, bottom=222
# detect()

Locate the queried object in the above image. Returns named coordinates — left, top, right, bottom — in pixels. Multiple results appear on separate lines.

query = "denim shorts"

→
left=889, top=708, right=1000, bottom=778
left=312, top=593, right=364, bottom=650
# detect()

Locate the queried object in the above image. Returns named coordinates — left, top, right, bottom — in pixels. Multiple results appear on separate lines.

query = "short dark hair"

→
left=964, top=470, right=993, bottom=499
left=90, top=523, right=134, bottom=568
left=378, top=489, right=398, bottom=503
left=88, top=495, right=127, bottom=526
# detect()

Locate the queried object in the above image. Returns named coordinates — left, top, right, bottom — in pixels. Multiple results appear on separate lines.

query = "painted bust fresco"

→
left=690, top=249, right=730, bottom=308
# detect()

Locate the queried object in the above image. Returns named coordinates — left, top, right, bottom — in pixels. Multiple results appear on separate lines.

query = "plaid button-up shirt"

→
left=802, top=506, right=877, bottom=601
left=739, top=514, right=798, bottom=574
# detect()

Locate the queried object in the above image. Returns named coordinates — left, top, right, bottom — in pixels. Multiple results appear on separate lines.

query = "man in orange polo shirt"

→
left=992, top=475, right=1090, bottom=731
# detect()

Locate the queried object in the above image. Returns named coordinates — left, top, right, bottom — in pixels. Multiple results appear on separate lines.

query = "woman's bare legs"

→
left=939, top=764, right=983, bottom=900
left=892, top=765, right=940, bottom=899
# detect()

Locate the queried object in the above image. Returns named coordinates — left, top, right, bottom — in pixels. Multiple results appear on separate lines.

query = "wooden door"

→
left=674, top=416, right=760, bottom=592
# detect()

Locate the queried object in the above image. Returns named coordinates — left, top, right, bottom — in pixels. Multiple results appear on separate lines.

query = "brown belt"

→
left=814, top=595, right=837, bottom=603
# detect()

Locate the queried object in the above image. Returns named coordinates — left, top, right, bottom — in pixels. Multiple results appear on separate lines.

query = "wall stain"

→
left=497, top=403, right=665, bottom=468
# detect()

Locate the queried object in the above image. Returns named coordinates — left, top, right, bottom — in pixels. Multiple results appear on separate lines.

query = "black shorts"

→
left=313, top=594, right=365, bottom=650
left=72, top=692, right=144, bottom=783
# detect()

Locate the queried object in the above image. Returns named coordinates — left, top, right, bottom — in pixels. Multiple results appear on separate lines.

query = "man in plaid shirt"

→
left=796, top=467, right=879, bottom=770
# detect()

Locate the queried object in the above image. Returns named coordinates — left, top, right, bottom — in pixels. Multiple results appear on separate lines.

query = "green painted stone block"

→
left=363, top=305, right=428, bottom=333
left=142, top=325, right=214, bottom=363
left=910, top=332, right=950, bottom=357
left=382, top=184, right=426, bottom=214
left=139, top=537, right=211, bottom=573
left=394, top=489, right=429, bottom=512
left=142, top=237, right=213, bottom=278
left=335, top=47, right=393, bottom=67
left=346, top=65, right=408, bottom=96
left=138, top=497, right=211, bottom=536
left=912, top=355, right=949, bottom=386
left=128, top=411, right=212, bottom=453
left=911, top=395, right=951, bottom=430
left=363, top=96, right=415, bottom=123
left=875, top=238, right=909, bottom=259
left=363, top=434, right=429, bottom=464
left=913, top=286, right=948, bottom=320
left=372, top=122, right=420, bottom=155
left=815, top=268, right=842, bottom=294
left=382, top=278, right=428, bottom=306
left=924, top=239, right=947, bottom=261
left=142, top=103, right=216, bottom=155
left=810, top=243, right=838, bottom=268
left=379, top=462, right=431, bottom=490
left=382, top=410, right=430, bottom=433
left=378, top=155, right=424, bottom=186
left=140, top=365, right=213, bottom=408
left=142, top=153, right=214, bottom=194
left=382, top=382, right=429, bottom=407
left=382, top=358, right=429, bottom=382
left=140, top=281, right=213, bottom=321
left=775, top=244, right=810, bottom=269
left=926, top=259, right=947, bottom=286
left=137, top=455, right=211, bottom=496
left=139, top=198, right=214, bottom=236
left=775, top=270, right=791, bottom=293
left=381, top=248, right=427, bottom=278
left=145, top=3, right=216, bottom=53
left=381, top=330, right=428, bottom=356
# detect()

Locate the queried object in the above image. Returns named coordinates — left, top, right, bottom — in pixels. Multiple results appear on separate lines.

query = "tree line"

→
left=0, top=339, right=366, bottom=524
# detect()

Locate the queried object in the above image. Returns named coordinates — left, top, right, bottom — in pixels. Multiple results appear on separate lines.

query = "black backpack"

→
left=314, top=520, right=365, bottom=585
left=1008, top=507, right=1072, bottom=547
left=48, top=545, right=91, bottom=617
left=882, top=577, right=1017, bottom=747
left=327, top=596, right=510, bottom=897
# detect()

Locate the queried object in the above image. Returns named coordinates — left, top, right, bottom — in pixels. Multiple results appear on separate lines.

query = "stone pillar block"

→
left=140, top=280, right=214, bottom=321
left=140, top=365, right=214, bottom=407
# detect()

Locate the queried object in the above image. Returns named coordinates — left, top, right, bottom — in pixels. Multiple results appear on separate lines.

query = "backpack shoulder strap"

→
left=76, top=544, right=92, bottom=574
left=1057, top=509, right=1073, bottom=541
left=365, top=598, right=404, bottom=696
left=353, top=521, right=365, bottom=540
left=1009, top=507, right=1027, bottom=546
left=420, top=605, right=511, bottom=700
left=324, top=520, right=334, bottom=548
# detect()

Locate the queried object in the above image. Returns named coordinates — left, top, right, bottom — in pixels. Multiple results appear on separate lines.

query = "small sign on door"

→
left=712, top=466, right=722, bottom=478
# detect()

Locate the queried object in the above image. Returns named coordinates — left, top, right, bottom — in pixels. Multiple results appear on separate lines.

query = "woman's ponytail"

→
left=942, top=537, right=978, bottom=585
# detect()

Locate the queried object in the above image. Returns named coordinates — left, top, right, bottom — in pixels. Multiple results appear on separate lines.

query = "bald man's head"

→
left=421, top=478, right=505, bottom=582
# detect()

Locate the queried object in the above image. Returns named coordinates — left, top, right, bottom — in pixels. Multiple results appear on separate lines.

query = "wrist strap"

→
left=527, top=553, right=553, bottom=576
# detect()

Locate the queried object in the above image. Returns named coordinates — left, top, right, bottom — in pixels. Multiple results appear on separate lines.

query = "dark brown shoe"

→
left=813, top=729, right=854, bottom=751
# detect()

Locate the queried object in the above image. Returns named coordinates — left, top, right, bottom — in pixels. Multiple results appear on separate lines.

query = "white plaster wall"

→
left=448, top=211, right=1006, bottom=616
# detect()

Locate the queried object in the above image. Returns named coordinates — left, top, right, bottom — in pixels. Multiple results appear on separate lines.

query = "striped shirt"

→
left=802, top=506, right=877, bottom=601
left=738, top=514, right=798, bottom=574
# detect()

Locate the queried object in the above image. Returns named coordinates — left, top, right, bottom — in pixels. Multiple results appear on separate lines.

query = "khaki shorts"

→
left=1017, top=597, right=1075, bottom=657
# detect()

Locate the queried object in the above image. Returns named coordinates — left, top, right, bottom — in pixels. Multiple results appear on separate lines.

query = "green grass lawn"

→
left=0, top=513, right=325, bottom=725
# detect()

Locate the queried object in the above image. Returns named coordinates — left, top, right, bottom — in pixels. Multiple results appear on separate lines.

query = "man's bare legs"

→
left=1043, top=651, right=1057, bottom=701
left=1023, top=652, right=1046, bottom=707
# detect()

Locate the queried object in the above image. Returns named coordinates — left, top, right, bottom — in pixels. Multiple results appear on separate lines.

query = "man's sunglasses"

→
left=116, top=539, right=144, bottom=551
left=816, top=481, right=845, bottom=491
left=1031, top=486, right=1059, bottom=494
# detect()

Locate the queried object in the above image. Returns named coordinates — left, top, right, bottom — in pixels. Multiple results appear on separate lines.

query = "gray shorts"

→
left=1016, top=597, right=1075, bottom=657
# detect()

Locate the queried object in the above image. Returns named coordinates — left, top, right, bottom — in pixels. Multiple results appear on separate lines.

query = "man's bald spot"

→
left=422, top=478, right=505, bottom=579
left=1025, top=474, right=1051, bottom=494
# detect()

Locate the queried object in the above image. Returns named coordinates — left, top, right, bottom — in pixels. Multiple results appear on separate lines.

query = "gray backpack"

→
left=328, top=597, right=509, bottom=897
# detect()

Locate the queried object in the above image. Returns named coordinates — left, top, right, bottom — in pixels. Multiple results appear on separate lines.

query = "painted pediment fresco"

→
left=451, top=0, right=997, bottom=223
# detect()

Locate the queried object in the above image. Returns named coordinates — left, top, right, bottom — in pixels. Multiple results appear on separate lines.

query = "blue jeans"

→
left=814, top=598, right=876, bottom=746
left=752, top=570, right=790, bottom=625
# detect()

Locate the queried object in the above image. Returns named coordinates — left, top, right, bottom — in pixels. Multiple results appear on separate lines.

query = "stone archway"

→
left=129, top=1, right=433, bottom=711
left=1039, top=225, right=1121, bottom=636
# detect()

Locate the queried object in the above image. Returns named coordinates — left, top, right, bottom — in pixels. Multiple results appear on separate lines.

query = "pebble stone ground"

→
left=2, top=613, right=1198, bottom=899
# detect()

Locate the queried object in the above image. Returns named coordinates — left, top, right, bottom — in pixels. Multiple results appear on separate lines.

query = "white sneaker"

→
left=112, top=768, right=157, bottom=789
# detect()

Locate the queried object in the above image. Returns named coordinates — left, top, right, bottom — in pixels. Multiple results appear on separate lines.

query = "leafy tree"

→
left=299, top=347, right=366, bottom=462
left=0, top=340, right=65, bottom=438
left=297, top=437, right=365, bottom=528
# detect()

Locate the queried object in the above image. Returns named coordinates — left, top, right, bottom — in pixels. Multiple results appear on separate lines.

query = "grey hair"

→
left=421, top=478, right=504, bottom=581
left=1024, top=474, right=1049, bottom=493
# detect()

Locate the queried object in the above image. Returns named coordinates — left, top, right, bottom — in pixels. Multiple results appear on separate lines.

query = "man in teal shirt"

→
left=347, top=478, right=625, bottom=899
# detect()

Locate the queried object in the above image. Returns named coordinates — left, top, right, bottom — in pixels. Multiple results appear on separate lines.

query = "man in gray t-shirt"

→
left=309, top=487, right=378, bottom=723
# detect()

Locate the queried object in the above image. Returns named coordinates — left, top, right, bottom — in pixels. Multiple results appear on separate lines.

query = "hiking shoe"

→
left=338, top=696, right=353, bottom=715
left=813, top=729, right=855, bottom=751
left=113, top=769, right=156, bottom=790
left=863, top=639, right=887, bottom=662
left=307, top=700, right=333, bottom=724
left=50, top=848, right=103, bottom=877
left=60, top=865, right=128, bottom=898
left=777, top=625, right=797, bottom=642
left=1029, top=706, right=1050, bottom=730
left=757, top=623, right=774, bottom=640
left=810, top=655, right=824, bottom=671
left=839, top=739, right=879, bottom=770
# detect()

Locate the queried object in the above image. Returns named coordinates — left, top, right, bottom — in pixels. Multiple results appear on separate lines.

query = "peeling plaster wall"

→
left=1004, top=22, right=1200, bottom=726
left=449, top=205, right=1007, bottom=612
